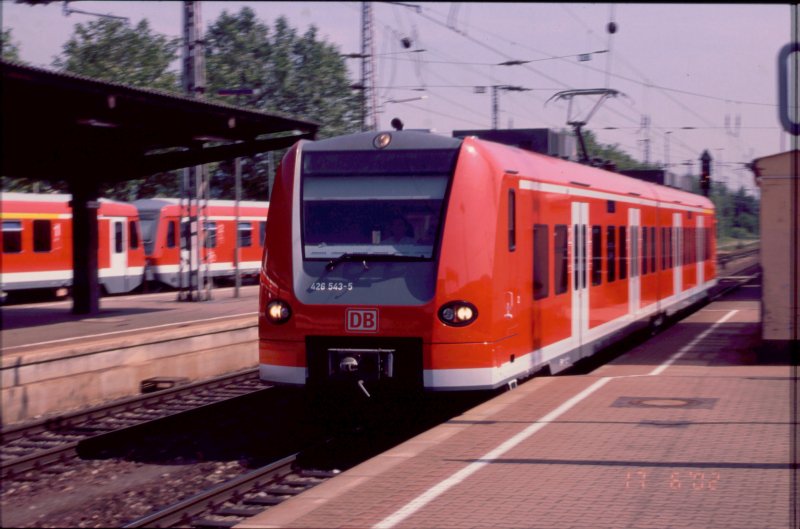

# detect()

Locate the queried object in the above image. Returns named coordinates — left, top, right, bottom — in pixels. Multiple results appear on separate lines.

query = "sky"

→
left=2, top=2, right=796, bottom=194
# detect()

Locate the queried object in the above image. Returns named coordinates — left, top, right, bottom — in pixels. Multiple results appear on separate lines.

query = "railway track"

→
left=716, top=241, right=759, bottom=269
left=123, top=453, right=339, bottom=529
left=0, top=368, right=267, bottom=481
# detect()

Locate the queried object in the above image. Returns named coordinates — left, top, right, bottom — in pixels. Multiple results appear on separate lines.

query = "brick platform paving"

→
left=239, top=282, right=795, bottom=529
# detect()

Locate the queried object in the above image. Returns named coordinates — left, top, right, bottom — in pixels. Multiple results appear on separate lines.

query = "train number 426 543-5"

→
left=309, top=281, right=354, bottom=292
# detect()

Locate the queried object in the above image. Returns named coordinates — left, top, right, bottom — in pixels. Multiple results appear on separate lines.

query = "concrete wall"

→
left=1, top=317, right=257, bottom=426
left=754, top=150, right=799, bottom=343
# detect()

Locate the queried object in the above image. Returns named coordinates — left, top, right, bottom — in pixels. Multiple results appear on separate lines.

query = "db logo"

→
left=346, top=308, right=379, bottom=333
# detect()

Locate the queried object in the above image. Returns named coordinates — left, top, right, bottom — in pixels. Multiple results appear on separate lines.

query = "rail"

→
left=716, top=241, right=759, bottom=269
left=0, top=368, right=263, bottom=480
left=122, top=454, right=339, bottom=529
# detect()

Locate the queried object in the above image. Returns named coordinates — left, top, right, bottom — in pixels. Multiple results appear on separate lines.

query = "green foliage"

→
left=4, top=19, right=182, bottom=197
left=52, top=18, right=180, bottom=91
left=582, top=128, right=759, bottom=243
left=203, top=8, right=361, bottom=199
left=582, top=129, right=656, bottom=170
left=709, top=183, right=759, bottom=241
left=2, top=28, right=22, bottom=62
left=1, top=176, right=68, bottom=194
left=8, top=10, right=359, bottom=201
left=205, top=10, right=359, bottom=138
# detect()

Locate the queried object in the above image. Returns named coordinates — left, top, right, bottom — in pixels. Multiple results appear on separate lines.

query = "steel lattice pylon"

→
left=361, top=2, right=378, bottom=131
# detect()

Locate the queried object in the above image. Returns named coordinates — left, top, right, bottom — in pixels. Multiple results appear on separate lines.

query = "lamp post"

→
left=217, top=87, right=255, bottom=298
left=377, top=95, right=427, bottom=130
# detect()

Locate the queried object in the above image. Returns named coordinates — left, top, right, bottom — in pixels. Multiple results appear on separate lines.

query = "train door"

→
left=673, top=213, right=682, bottom=296
left=109, top=217, right=128, bottom=291
left=571, top=202, right=589, bottom=347
left=628, top=208, right=641, bottom=315
left=696, top=216, right=704, bottom=286
left=503, top=187, right=520, bottom=341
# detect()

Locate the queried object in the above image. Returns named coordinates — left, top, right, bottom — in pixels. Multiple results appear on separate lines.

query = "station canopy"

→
left=1, top=60, right=319, bottom=183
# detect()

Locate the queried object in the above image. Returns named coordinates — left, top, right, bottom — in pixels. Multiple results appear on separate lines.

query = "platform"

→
left=1, top=285, right=261, bottom=425
left=1, top=284, right=260, bottom=351
left=239, top=278, right=796, bottom=529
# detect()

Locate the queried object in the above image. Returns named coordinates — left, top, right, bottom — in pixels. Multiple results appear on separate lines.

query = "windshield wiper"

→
left=325, top=252, right=423, bottom=271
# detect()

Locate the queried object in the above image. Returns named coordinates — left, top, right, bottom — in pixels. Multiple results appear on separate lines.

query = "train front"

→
left=259, top=130, right=480, bottom=395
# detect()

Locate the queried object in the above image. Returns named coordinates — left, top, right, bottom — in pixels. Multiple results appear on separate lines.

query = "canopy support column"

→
left=69, top=180, right=100, bottom=314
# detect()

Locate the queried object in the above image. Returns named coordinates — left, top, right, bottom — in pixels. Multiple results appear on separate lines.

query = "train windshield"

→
left=301, top=149, right=457, bottom=260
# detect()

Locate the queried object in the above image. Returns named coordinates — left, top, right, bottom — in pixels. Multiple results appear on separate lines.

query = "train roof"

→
left=1, top=192, right=72, bottom=203
left=302, top=130, right=462, bottom=152
left=466, top=136, right=714, bottom=211
left=1, top=192, right=139, bottom=215
left=133, top=198, right=269, bottom=210
left=294, top=130, right=711, bottom=212
left=1, top=191, right=136, bottom=206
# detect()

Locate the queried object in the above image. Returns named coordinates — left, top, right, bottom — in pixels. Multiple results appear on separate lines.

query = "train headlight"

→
left=438, top=301, right=478, bottom=327
left=266, top=300, right=292, bottom=324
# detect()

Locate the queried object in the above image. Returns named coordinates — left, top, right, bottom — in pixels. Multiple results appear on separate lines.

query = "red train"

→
left=0, top=193, right=269, bottom=301
left=1, top=192, right=145, bottom=299
left=133, top=198, right=269, bottom=288
left=258, top=130, right=717, bottom=394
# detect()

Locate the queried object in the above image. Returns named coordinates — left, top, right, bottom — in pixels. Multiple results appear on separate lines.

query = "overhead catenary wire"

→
left=422, top=2, right=771, bottom=170
left=367, top=2, right=769, bottom=182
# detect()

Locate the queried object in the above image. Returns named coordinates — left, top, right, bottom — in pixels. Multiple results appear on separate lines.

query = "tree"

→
left=31, top=18, right=184, bottom=199
left=53, top=18, right=180, bottom=91
left=582, top=129, right=655, bottom=170
left=707, top=183, right=759, bottom=242
left=204, top=9, right=361, bottom=199
left=2, top=28, right=21, bottom=62
left=205, top=9, right=359, bottom=138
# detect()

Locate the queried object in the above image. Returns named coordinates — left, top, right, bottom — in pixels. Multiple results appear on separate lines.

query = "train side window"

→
left=533, top=224, right=549, bottom=300
left=129, top=220, right=139, bottom=250
left=554, top=225, right=568, bottom=295
left=683, top=226, right=688, bottom=265
left=167, top=221, right=177, bottom=248
left=508, top=189, right=516, bottom=252
left=650, top=227, right=657, bottom=272
left=33, top=220, right=52, bottom=253
left=2, top=220, right=23, bottom=253
left=661, top=227, right=667, bottom=270
left=204, top=221, right=217, bottom=248
left=618, top=226, right=627, bottom=280
left=238, top=221, right=253, bottom=247
left=686, top=227, right=692, bottom=264
left=641, top=226, right=648, bottom=275
left=682, top=226, right=688, bottom=265
left=591, top=225, right=602, bottom=286
left=574, top=225, right=580, bottom=290
left=260, top=221, right=267, bottom=246
left=606, top=226, right=616, bottom=283
left=114, top=222, right=124, bottom=254
left=667, top=227, right=672, bottom=268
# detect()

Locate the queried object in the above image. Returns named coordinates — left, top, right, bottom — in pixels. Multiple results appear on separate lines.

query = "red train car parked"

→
left=1, top=192, right=145, bottom=299
left=134, top=198, right=269, bottom=288
left=258, top=131, right=716, bottom=393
